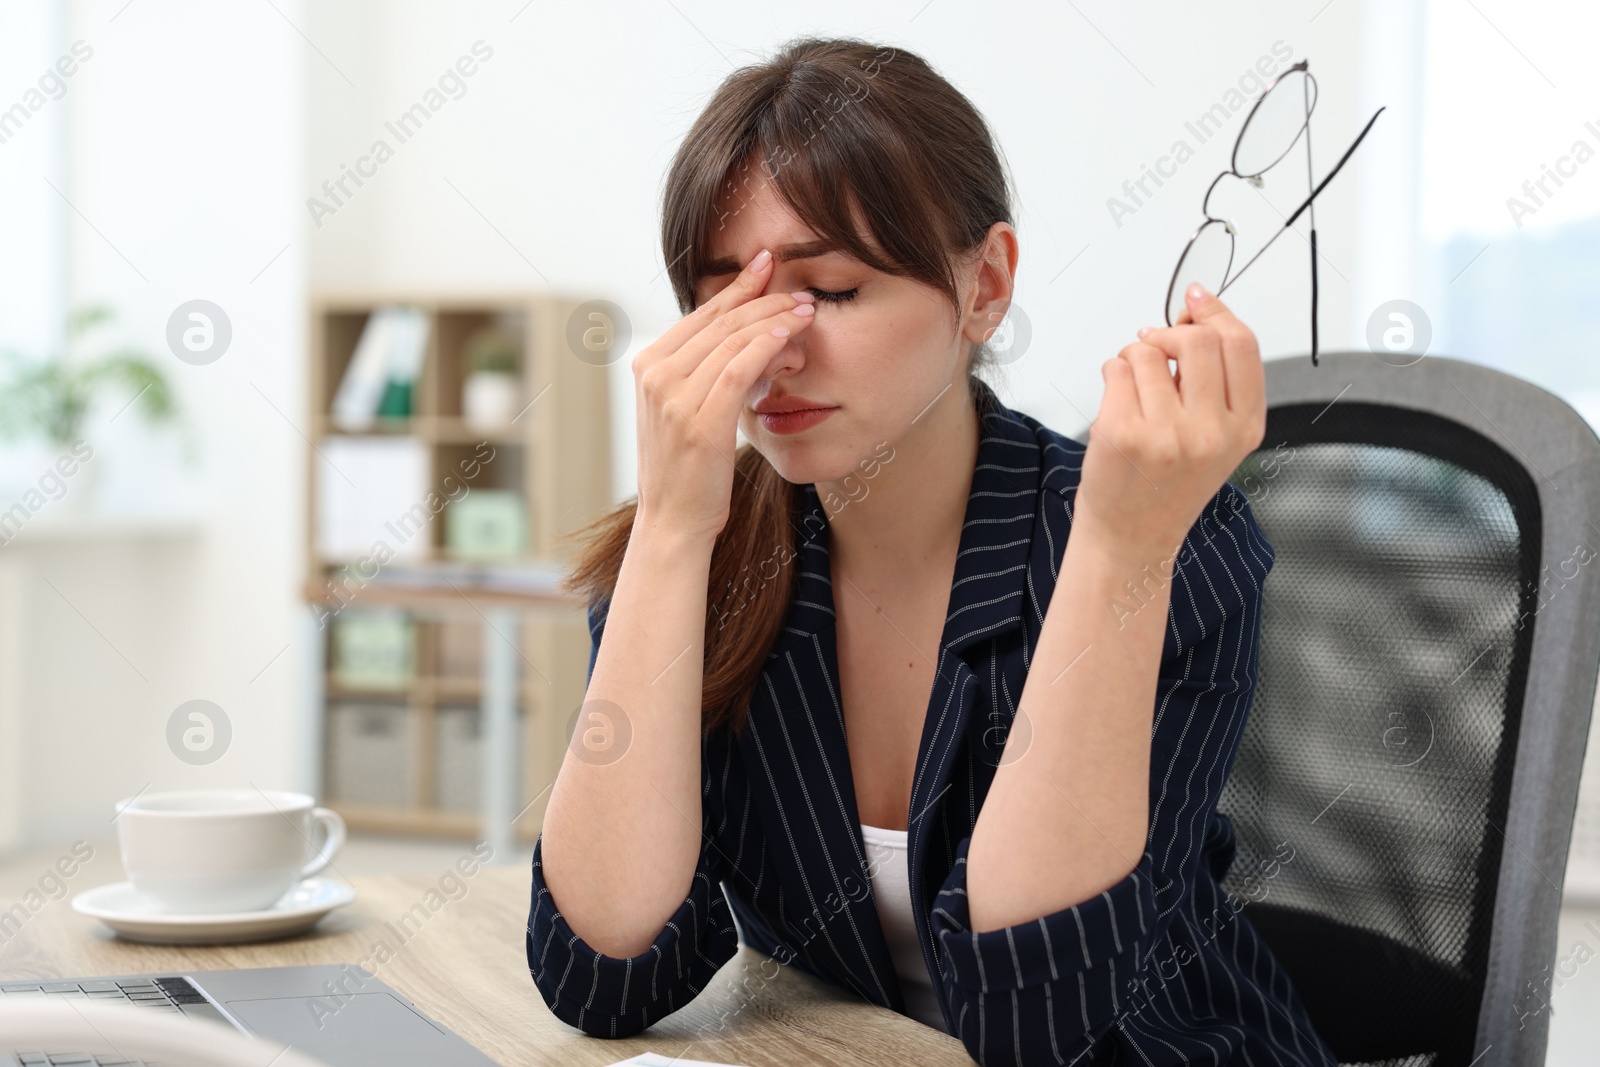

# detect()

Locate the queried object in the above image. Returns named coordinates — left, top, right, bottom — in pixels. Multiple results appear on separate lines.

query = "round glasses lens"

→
left=1234, top=70, right=1317, bottom=177
left=1168, top=220, right=1233, bottom=324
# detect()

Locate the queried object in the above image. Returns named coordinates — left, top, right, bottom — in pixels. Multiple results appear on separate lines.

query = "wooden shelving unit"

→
left=304, top=293, right=614, bottom=843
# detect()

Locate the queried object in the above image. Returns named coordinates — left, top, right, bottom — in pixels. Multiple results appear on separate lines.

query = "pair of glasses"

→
left=1163, top=58, right=1385, bottom=366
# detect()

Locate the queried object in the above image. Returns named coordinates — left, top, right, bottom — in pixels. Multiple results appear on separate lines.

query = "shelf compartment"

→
left=325, top=701, right=415, bottom=809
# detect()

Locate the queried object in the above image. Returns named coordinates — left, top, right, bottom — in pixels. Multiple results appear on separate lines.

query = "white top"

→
left=858, top=821, right=948, bottom=1032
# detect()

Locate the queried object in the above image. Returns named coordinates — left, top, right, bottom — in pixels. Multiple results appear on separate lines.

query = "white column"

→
left=480, top=608, right=520, bottom=863
left=1353, top=0, right=1429, bottom=336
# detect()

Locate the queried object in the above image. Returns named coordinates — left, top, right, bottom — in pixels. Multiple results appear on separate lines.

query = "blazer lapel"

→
left=737, top=524, right=905, bottom=1011
left=737, top=383, right=1047, bottom=1014
left=904, top=396, right=1043, bottom=962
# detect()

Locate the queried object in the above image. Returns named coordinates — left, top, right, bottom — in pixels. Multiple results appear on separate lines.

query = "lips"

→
left=754, top=395, right=831, bottom=414
left=755, top=403, right=837, bottom=435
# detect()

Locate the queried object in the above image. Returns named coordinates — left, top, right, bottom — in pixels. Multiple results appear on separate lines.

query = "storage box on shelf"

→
left=305, top=293, right=614, bottom=842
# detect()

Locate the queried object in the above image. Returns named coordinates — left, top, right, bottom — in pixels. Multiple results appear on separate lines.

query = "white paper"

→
left=330, top=304, right=429, bottom=429
left=384, top=305, right=430, bottom=387
left=332, top=308, right=394, bottom=431
left=602, top=1054, right=752, bottom=1067
left=315, top=436, right=432, bottom=562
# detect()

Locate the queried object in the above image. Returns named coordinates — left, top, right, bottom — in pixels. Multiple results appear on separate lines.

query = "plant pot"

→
left=55, top=449, right=101, bottom=514
left=462, top=371, right=521, bottom=432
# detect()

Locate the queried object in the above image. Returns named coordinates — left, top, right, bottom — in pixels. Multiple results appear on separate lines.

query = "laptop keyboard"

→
left=2, top=976, right=210, bottom=1066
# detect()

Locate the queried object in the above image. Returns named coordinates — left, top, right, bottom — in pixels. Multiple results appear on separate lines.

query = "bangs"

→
left=662, top=43, right=986, bottom=316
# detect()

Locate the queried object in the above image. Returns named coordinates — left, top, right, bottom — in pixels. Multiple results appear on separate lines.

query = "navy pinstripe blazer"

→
left=527, top=379, right=1337, bottom=1066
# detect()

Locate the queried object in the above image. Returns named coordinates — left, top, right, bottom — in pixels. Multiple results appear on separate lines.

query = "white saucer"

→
left=71, top=877, right=357, bottom=945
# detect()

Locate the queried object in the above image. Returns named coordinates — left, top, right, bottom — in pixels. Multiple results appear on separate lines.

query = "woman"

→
left=528, top=36, right=1335, bottom=1066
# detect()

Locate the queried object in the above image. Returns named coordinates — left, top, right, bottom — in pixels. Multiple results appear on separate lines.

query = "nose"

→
left=758, top=329, right=806, bottom=381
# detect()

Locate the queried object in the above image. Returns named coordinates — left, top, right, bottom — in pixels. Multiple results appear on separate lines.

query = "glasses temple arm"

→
left=1305, top=74, right=1319, bottom=366
left=1310, top=228, right=1320, bottom=365
left=1288, top=105, right=1385, bottom=228
left=1217, top=105, right=1386, bottom=299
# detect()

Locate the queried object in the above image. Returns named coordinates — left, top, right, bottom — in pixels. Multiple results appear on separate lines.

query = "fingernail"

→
left=790, top=290, right=816, bottom=303
left=750, top=248, right=772, bottom=271
left=1137, top=326, right=1152, bottom=339
left=771, top=325, right=791, bottom=337
left=1187, top=282, right=1209, bottom=303
left=791, top=304, right=814, bottom=317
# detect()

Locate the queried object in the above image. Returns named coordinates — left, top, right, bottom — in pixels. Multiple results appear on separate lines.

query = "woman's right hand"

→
left=630, top=248, right=817, bottom=545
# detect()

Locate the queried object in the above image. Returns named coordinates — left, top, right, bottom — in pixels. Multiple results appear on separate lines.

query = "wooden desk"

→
left=1, top=867, right=974, bottom=1066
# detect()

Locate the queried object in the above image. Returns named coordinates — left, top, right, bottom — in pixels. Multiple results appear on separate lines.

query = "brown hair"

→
left=559, top=36, right=1015, bottom=738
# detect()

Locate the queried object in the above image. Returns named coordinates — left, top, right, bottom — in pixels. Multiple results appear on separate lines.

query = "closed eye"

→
left=807, top=286, right=859, bottom=304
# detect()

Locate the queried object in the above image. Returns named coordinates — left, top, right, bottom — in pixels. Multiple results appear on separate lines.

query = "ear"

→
left=959, top=221, right=1019, bottom=348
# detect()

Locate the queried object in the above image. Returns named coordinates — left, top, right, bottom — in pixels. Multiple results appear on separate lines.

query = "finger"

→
left=1179, top=281, right=1231, bottom=325
left=642, top=248, right=775, bottom=370
left=1097, top=355, right=1141, bottom=430
left=683, top=302, right=816, bottom=410
left=657, top=288, right=815, bottom=380
left=1138, top=322, right=1226, bottom=413
left=699, top=309, right=819, bottom=431
left=1180, top=283, right=1265, bottom=418
left=1086, top=357, right=1145, bottom=507
left=1119, top=342, right=1182, bottom=427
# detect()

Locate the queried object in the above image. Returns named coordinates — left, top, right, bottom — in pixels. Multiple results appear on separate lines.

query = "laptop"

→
left=0, top=964, right=502, bottom=1066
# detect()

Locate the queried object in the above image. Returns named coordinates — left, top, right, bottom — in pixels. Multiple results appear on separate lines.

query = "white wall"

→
left=0, top=0, right=307, bottom=849
left=0, top=0, right=1407, bottom=850
left=304, top=0, right=1376, bottom=489
left=0, top=3, right=67, bottom=363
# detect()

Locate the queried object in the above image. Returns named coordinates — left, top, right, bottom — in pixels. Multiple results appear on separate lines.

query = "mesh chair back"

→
left=1214, top=352, right=1600, bottom=1067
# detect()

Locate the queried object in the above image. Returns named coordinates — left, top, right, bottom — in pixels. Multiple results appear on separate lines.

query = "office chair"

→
left=0, top=1000, right=331, bottom=1067
left=1214, top=351, right=1600, bottom=1066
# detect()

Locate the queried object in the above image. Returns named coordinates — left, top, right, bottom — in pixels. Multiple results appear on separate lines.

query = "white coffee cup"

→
left=114, top=789, right=346, bottom=915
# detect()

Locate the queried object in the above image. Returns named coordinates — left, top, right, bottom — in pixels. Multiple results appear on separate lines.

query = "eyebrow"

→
left=699, top=240, right=850, bottom=278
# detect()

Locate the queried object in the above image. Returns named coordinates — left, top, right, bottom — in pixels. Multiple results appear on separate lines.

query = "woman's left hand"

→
left=1074, top=282, right=1267, bottom=557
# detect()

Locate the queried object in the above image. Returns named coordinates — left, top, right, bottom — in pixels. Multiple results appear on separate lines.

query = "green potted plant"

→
left=0, top=305, right=180, bottom=511
left=460, top=326, right=522, bottom=431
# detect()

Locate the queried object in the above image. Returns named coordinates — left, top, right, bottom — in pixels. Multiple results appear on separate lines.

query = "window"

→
left=1418, top=0, right=1600, bottom=426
